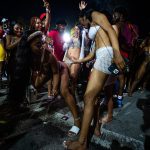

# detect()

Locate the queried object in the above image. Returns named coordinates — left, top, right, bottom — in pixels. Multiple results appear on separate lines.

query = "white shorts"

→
left=94, top=46, right=113, bottom=74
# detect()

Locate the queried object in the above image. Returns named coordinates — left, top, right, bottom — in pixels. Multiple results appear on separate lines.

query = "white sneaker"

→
left=2, top=77, right=7, bottom=81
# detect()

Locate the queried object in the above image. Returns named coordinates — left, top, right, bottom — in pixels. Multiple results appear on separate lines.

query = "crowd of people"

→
left=0, top=0, right=150, bottom=149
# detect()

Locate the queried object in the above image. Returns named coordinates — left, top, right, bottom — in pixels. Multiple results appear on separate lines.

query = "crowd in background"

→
left=0, top=1, right=150, bottom=150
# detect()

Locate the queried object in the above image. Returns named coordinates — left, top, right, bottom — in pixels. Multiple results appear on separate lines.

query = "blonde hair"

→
left=70, top=25, right=80, bottom=38
left=70, top=27, right=75, bottom=37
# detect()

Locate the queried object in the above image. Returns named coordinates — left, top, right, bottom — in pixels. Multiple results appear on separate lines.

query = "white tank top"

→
left=88, top=26, right=100, bottom=40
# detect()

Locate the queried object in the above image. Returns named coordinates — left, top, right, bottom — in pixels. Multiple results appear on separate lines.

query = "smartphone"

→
left=108, top=63, right=120, bottom=75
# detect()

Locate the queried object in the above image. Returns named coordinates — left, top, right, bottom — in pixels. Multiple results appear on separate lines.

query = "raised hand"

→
left=43, top=0, right=50, bottom=10
left=79, top=1, right=87, bottom=11
left=43, top=0, right=47, bottom=7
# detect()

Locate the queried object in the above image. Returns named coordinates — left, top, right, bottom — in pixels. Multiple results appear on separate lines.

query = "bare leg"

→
left=65, top=69, right=108, bottom=149
left=118, top=74, right=125, bottom=96
left=127, top=77, right=132, bottom=93
left=129, top=62, right=146, bottom=96
left=94, top=98, right=102, bottom=137
left=60, top=66, right=80, bottom=128
left=94, top=84, right=114, bottom=137
left=70, top=64, right=80, bottom=96
left=47, top=79, right=53, bottom=98
left=102, top=84, right=114, bottom=123
left=116, top=74, right=125, bottom=107
left=142, top=73, right=150, bottom=90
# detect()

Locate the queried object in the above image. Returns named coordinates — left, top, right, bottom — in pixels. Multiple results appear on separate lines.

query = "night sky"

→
left=0, top=0, right=149, bottom=36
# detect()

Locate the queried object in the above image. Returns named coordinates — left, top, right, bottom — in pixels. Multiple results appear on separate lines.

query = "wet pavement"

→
left=0, top=80, right=149, bottom=150
left=1, top=122, right=107, bottom=150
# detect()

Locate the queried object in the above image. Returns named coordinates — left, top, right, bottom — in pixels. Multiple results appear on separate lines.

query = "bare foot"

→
left=63, top=140, right=86, bottom=150
left=94, top=127, right=101, bottom=137
left=102, top=115, right=112, bottom=124
left=94, top=120, right=102, bottom=137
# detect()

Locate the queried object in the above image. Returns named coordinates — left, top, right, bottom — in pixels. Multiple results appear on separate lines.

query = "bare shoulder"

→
left=48, top=51, right=57, bottom=63
left=112, top=24, right=118, bottom=31
left=91, top=11, right=107, bottom=21
left=91, top=11, right=100, bottom=17
left=47, top=51, right=53, bottom=59
left=112, top=25, right=119, bottom=36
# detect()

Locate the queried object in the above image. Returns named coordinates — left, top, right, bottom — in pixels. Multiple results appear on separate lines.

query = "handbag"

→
left=108, top=57, right=129, bottom=75
left=108, top=63, right=120, bottom=75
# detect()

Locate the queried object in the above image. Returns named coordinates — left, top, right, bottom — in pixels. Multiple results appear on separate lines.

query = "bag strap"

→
left=93, top=26, right=113, bottom=58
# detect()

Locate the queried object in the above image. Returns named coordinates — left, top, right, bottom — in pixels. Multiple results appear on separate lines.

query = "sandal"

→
left=68, top=126, right=80, bottom=137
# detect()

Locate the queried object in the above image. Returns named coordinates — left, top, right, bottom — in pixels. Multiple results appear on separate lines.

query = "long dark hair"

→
left=30, top=17, right=39, bottom=30
left=7, top=30, right=33, bottom=106
left=79, top=8, right=94, bottom=23
left=9, top=21, right=23, bottom=36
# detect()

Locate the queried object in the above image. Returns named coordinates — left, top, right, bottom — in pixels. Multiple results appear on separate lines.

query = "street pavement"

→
left=0, top=81, right=149, bottom=150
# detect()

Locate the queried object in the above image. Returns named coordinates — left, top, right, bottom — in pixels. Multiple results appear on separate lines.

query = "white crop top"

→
left=88, top=26, right=100, bottom=40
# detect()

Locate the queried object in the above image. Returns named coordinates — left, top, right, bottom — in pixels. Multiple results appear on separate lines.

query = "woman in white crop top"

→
left=63, top=1, right=125, bottom=150
left=63, top=25, right=81, bottom=97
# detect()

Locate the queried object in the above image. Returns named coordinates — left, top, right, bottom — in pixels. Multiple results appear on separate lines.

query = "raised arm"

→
left=43, top=0, right=51, bottom=31
left=48, top=53, right=60, bottom=96
left=79, top=1, right=87, bottom=11
left=112, top=24, right=119, bottom=37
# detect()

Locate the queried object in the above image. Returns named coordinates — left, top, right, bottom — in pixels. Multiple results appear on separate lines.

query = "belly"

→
left=95, top=29, right=111, bottom=50
left=67, top=47, right=80, bottom=59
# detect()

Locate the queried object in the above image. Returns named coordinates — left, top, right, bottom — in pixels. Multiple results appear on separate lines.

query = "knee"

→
left=84, top=94, right=95, bottom=106
left=70, top=73, right=77, bottom=81
left=61, top=88, right=69, bottom=97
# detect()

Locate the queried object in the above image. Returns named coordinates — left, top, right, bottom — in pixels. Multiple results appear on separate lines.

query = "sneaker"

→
left=117, top=99, right=123, bottom=108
